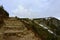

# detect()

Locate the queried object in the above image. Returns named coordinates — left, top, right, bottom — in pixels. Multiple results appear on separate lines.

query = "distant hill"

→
left=33, top=17, right=60, bottom=40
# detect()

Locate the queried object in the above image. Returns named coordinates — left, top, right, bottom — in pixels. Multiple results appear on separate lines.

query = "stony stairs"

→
left=0, top=17, right=40, bottom=40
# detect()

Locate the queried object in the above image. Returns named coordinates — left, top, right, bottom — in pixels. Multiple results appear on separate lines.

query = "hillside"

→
left=33, top=17, right=60, bottom=40
left=0, top=6, right=60, bottom=40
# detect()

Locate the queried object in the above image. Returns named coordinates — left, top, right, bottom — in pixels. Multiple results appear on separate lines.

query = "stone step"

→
left=3, top=26, right=25, bottom=30
left=3, top=25, right=24, bottom=27
left=4, top=20, right=21, bottom=24
left=3, top=19, right=25, bottom=28
left=4, top=28, right=27, bottom=33
left=7, top=17, right=18, bottom=20
left=4, top=21, right=23, bottom=25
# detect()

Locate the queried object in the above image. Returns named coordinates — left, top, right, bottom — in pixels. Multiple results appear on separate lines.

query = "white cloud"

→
left=12, top=5, right=33, bottom=18
left=11, top=0, right=51, bottom=18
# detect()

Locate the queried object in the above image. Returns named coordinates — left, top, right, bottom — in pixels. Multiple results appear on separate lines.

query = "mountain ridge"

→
left=0, top=6, right=60, bottom=40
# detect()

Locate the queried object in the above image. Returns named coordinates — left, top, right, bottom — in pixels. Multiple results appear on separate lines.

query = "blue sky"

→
left=0, top=0, right=60, bottom=19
